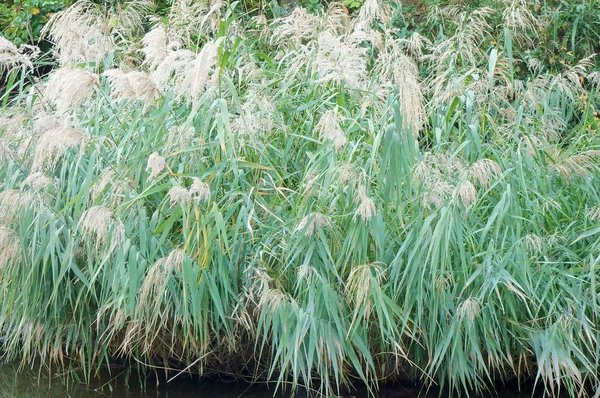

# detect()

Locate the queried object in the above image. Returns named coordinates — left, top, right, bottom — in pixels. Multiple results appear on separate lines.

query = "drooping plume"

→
left=272, top=7, right=321, bottom=47
left=44, top=67, right=99, bottom=114
left=0, top=227, right=20, bottom=268
left=167, top=186, right=192, bottom=207
left=376, top=36, right=427, bottom=135
left=42, top=0, right=113, bottom=66
left=354, top=185, right=376, bottom=222
left=78, top=206, right=124, bottom=253
left=0, top=37, right=39, bottom=74
left=103, top=69, right=158, bottom=106
left=142, top=25, right=168, bottom=68
left=174, top=41, right=219, bottom=100
left=189, top=178, right=211, bottom=201
left=32, top=127, right=86, bottom=171
left=146, top=152, right=166, bottom=180
left=297, top=212, right=332, bottom=236
left=316, top=31, right=367, bottom=89
left=315, top=108, right=347, bottom=149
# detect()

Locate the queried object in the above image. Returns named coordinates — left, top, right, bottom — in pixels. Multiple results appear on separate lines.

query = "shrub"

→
left=1, top=0, right=71, bottom=47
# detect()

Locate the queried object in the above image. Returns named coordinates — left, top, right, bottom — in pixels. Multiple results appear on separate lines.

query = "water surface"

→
left=0, top=363, right=550, bottom=397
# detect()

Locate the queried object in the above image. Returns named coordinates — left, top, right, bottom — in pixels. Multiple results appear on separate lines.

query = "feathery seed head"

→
left=587, top=205, right=600, bottom=222
left=315, top=108, right=347, bottom=149
left=553, top=150, right=600, bottom=182
left=453, top=180, right=477, bottom=208
left=303, top=169, right=320, bottom=194
left=164, top=248, right=185, bottom=273
left=167, top=186, right=192, bottom=207
left=296, top=263, right=318, bottom=285
left=78, top=206, right=114, bottom=248
left=527, top=57, right=545, bottom=75
left=587, top=71, right=600, bottom=90
left=175, top=41, right=219, bottom=100
left=423, top=180, right=453, bottom=210
left=503, top=0, right=539, bottom=47
left=317, top=31, right=368, bottom=89
left=45, top=68, right=98, bottom=114
left=324, top=3, right=350, bottom=35
left=139, top=248, right=185, bottom=308
left=168, top=0, right=222, bottom=46
left=22, top=172, right=54, bottom=191
left=0, top=36, right=38, bottom=73
left=244, top=263, right=272, bottom=304
left=106, top=0, right=153, bottom=40
left=425, top=7, right=494, bottom=103
left=90, top=168, right=125, bottom=205
left=255, top=14, right=268, bottom=26
left=33, top=115, right=63, bottom=136
left=399, top=32, right=431, bottom=60
left=146, top=152, right=166, bottom=180
left=469, top=159, right=502, bottom=189
left=427, top=4, right=462, bottom=25
left=435, top=272, right=455, bottom=291
left=346, top=262, right=385, bottom=318
left=90, top=168, right=115, bottom=202
left=0, top=141, right=14, bottom=163
left=337, top=163, right=359, bottom=186
left=297, top=212, right=332, bottom=236
left=348, top=28, right=383, bottom=51
left=412, top=158, right=434, bottom=186
left=258, top=288, right=290, bottom=313
left=272, top=7, right=320, bottom=47
left=32, top=127, right=86, bottom=171
left=0, top=190, right=33, bottom=223
left=378, top=37, right=426, bottom=134
left=111, top=221, right=126, bottom=252
left=142, top=25, right=168, bottom=67
left=353, top=0, right=389, bottom=31
left=0, top=112, right=27, bottom=139
left=103, top=69, right=158, bottom=106
left=525, top=233, right=543, bottom=254
left=553, top=56, right=595, bottom=99
left=42, top=0, right=113, bottom=66
left=354, top=185, right=376, bottom=222
left=0, top=226, right=20, bottom=268
left=190, top=178, right=211, bottom=201
left=152, top=49, right=196, bottom=91
left=165, top=125, right=197, bottom=151
left=233, top=91, right=277, bottom=141
left=457, top=297, right=481, bottom=321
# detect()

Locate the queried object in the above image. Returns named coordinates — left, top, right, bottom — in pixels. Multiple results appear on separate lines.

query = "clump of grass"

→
left=1, top=0, right=600, bottom=397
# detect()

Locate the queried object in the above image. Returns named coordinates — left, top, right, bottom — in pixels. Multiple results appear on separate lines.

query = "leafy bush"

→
left=0, top=0, right=71, bottom=47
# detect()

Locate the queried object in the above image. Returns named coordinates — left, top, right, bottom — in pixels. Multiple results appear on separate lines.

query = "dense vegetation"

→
left=1, top=0, right=600, bottom=396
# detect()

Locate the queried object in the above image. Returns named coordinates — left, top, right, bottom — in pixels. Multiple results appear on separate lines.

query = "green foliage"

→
left=534, top=0, right=600, bottom=70
left=343, top=0, right=362, bottom=11
left=304, top=0, right=325, bottom=13
left=0, top=0, right=71, bottom=46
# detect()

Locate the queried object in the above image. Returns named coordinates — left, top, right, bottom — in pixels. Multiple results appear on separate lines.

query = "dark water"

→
left=0, top=363, right=548, bottom=398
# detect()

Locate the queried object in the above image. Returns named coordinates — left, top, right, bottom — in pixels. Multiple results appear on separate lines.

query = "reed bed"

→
left=1, top=0, right=600, bottom=396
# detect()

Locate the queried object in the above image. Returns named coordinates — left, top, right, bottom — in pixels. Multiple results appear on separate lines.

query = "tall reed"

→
left=1, top=0, right=600, bottom=396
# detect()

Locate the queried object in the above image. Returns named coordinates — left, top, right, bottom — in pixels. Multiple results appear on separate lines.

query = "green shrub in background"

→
left=0, top=0, right=71, bottom=47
